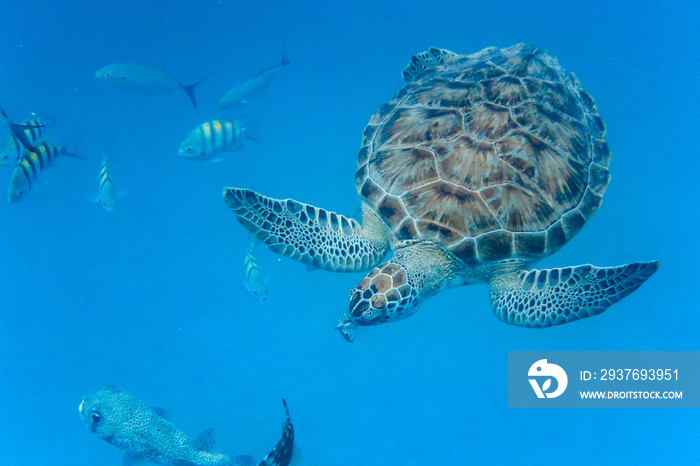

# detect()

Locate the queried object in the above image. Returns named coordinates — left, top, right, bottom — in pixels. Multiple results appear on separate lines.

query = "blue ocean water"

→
left=1, top=0, right=698, bottom=464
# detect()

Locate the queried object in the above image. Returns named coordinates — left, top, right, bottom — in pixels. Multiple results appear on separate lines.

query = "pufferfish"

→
left=79, top=385, right=294, bottom=466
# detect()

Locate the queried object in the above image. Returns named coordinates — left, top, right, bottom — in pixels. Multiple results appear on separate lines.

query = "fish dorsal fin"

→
left=195, top=428, right=216, bottom=452
left=402, top=47, right=457, bottom=82
left=153, top=407, right=170, bottom=420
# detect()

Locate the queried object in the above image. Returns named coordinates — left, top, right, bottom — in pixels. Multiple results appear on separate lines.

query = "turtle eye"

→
left=91, top=411, right=101, bottom=423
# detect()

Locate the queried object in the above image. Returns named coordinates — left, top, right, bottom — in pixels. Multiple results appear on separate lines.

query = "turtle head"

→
left=336, top=261, right=419, bottom=342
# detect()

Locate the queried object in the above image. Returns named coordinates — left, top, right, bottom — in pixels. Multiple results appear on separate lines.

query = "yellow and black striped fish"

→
left=244, top=236, right=267, bottom=301
left=0, top=117, right=48, bottom=165
left=96, top=158, right=117, bottom=212
left=178, top=119, right=260, bottom=161
left=8, top=141, right=81, bottom=202
left=0, top=106, right=45, bottom=152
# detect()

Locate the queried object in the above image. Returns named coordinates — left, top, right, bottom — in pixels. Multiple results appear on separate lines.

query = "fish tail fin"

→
left=182, top=82, right=199, bottom=108
left=60, top=127, right=88, bottom=159
left=280, top=37, right=290, bottom=66
left=247, top=232, right=259, bottom=252
left=0, top=105, right=11, bottom=123
left=0, top=107, right=45, bottom=151
left=182, top=72, right=212, bottom=108
left=104, top=133, right=116, bottom=162
left=243, top=117, right=261, bottom=143
left=61, top=150, right=86, bottom=160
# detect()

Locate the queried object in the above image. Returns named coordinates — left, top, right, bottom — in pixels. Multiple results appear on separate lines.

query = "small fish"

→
left=0, top=117, right=48, bottom=165
left=244, top=236, right=268, bottom=301
left=79, top=385, right=294, bottom=466
left=95, top=64, right=208, bottom=108
left=96, top=158, right=117, bottom=212
left=178, top=119, right=260, bottom=161
left=8, top=140, right=82, bottom=202
left=0, top=106, right=45, bottom=152
left=218, top=41, right=289, bottom=109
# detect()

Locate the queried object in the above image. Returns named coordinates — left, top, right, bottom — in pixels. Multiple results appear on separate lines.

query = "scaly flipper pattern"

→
left=490, top=261, right=659, bottom=327
left=401, top=47, right=457, bottom=82
left=224, top=188, right=388, bottom=272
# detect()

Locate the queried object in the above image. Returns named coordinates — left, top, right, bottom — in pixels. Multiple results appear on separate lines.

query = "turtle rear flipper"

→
left=402, top=48, right=457, bottom=82
left=490, top=261, right=659, bottom=327
left=223, top=188, right=389, bottom=272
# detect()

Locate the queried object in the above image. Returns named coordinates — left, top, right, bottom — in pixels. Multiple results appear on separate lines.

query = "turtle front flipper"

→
left=489, top=261, right=659, bottom=328
left=223, top=188, right=389, bottom=272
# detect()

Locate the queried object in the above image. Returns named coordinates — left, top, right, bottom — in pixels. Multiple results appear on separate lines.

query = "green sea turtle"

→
left=224, top=43, right=658, bottom=342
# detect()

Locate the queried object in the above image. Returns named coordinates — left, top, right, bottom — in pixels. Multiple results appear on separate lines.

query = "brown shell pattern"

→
left=356, top=43, right=611, bottom=264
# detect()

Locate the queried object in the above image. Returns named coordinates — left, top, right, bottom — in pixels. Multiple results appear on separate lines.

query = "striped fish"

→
left=244, top=236, right=267, bottom=301
left=96, top=158, right=117, bottom=212
left=0, top=106, right=45, bottom=152
left=178, top=119, right=260, bottom=161
left=0, top=117, right=48, bottom=166
left=8, top=141, right=81, bottom=202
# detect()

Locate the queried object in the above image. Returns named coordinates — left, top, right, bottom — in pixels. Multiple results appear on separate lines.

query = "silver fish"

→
left=218, top=41, right=289, bottom=109
left=0, top=116, right=47, bottom=166
left=96, top=158, right=117, bottom=212
left=79, top=386, right=294, bottom=466
left=95, top=64, right=208, bottom=108
left=244, top=236, right=267, bottom=300
left=178, top=119, right=260, bottom=161
left=8, top=140, right=82, bottom=202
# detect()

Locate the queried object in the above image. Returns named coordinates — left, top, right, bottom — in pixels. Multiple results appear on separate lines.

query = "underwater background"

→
left=1, top=0, right=698, bottom=464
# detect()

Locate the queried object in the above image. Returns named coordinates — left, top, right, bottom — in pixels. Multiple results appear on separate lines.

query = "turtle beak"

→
left=336, top=317, right=357, bottom=343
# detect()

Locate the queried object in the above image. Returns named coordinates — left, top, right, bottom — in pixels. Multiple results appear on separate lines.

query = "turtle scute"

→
left=356, top=42, right=611, bottom=263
